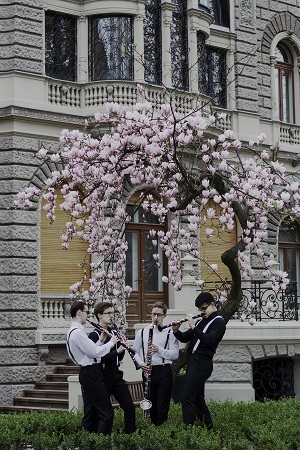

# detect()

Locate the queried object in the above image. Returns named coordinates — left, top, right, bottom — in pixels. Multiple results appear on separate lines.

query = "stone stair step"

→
left=23, top=389, right=68, bottom=399
left=46, top=374, right=70, bottom=382
left=13, top=397, right=68, bottom=409
left=55, top=365, right=79, bottom=375
left=36, top=381, right=68, bottom=391
left=0, top=405, right=67, bottom=413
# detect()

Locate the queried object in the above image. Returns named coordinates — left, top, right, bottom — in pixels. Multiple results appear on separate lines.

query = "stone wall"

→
left=0, top=0, right=43, bottom=74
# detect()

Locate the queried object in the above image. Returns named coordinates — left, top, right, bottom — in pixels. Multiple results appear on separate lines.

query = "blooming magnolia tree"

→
left=15, top=88, right=299, bottom=325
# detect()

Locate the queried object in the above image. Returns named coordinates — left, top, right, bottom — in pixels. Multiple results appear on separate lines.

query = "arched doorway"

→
left=125, top=192, right=168, bottom=327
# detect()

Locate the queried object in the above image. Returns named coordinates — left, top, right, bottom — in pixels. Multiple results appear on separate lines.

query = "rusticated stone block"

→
left=1, top=17, right=42, bottom=34
left=211, top=363, right=251, bottom=382
left=1, top=242, right=38, bottom=258
left=214, top=345, right=251, bottom=363
left=277, top=344, right=288, bottom=355
left=0, top=59, right=43, bottom=74
left=0, top=366, right=52, bottom=384
left=0, top=293, right=39, bottom=310
left=1, top=209, right=38, bottom=224
left=0, top=330, right=36, bottom=346
left=0, top=46, right=43, bottom=61
left=48, top=346, right=69, bottom=364
left=0, top=165, right=38, bottom=180
left=0, top=149, right=36, bottom=165
left=0, top=312, right=38, bottom=328
left=0, top=0, right=42, bottom=6
left=0, top=225, right=37, bottom=241
left=0, top=347, right=39, bottom=365
left=264, top=344, right=277, bottom=357
left=0, top=31, right=42, bottom=48
left=0, top=275, right=38, bottom=292
left=287, top=344, right=296, bottom=356
left=0, top=179, right=33, bottom=194
left=0, top=136, right=40, bottom=151
left=0, top=258, right=37, bottom=275
left=0, top=384, right=35, bottom=406
left=0, top=5, right=43, bottom=20
left=248, top=345, right=265, bottom=359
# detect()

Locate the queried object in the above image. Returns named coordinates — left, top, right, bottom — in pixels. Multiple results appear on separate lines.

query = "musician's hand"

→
left=110, top=335, right=119, bottom=345
left=117, top=344, right=126, bottom=354
left=140, top=363, right=150, bottom=375
left=187, top=315, right=195, bottom=329
left=150, top=344, right=158, bottom=354
left=172, top=323, right=180, bottom=333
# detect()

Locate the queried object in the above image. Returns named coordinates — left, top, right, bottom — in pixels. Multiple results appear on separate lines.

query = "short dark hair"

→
left=195, top=292, right=215, bottom=308
left=70, top=300, right=87, bottom=318
left=151, top=301, right=167, bottom=315
left=94, top=302, right=114, bottom=321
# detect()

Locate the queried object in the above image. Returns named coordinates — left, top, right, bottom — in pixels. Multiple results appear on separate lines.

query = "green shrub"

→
left=1, top=399, right=300, bottom=450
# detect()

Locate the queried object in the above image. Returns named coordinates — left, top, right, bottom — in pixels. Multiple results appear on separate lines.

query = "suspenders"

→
left=66, top=328, right=80, bottom=366
left=192, top=315, right=224, bottom=353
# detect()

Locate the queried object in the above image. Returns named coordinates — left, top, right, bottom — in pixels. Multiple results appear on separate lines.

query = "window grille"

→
left=89, top=16, right=134, bottom=81
left=171, top=0, right=189, bottom=91
left=198, top=33, right=227, bottom=108
left=45, top=11, right=77, bottom=82
left=253, top=357, right=294, bottom=401
left=144, top=0, right=162, bottom=85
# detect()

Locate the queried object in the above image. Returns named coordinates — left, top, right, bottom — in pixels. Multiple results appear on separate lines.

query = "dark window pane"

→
left=209, top=0, right=230, bottom=27
left=89, top=16, right=133, bottom=81
left=171, top=0, right=188, bottom=91
left=144, top=0, right=162, bottom=85
left=45, top=11, right=77, bottom=82
left=198, top=34, right=227, bottom=108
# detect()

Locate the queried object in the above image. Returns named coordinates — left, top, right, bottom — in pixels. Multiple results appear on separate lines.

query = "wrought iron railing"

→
left=238, top=280, right=298, bottom=321
left=208, top=280, right=299, bottom=321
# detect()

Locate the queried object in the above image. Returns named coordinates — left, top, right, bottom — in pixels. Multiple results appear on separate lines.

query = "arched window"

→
left=275, top=43, right=295, bottom=123
left=278, top=220, right=300, bottom=286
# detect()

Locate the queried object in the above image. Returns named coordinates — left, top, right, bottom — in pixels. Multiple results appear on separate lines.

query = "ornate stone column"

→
left=161, top=0, right=175, bottom=88
left=78, top=15, right=88, bottom=84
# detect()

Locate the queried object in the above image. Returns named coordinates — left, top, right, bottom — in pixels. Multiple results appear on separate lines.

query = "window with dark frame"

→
left=209, top=0, right=230, bottom=27
left=144, top=0, right=162, bottom=85
left=197, top=33, right=227, bottom=108
left=89, top=15, right=134, bottom=81
left=171, top=0, right=189, bottom=91
left=45, top=11, right=77, bottom=82
left=275, top=43, right=295, bottom=124
left=279, top=220, right=300, bottom=285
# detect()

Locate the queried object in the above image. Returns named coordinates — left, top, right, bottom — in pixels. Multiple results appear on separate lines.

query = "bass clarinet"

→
left=157, top=313, right=203, bottom=331
left=87, top=319, right=141, bottom=370
left=140, top=321, right=156, bottom=418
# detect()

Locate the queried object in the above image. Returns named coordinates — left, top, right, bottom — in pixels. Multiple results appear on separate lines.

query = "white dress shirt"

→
left=66, top=322, right=115, bottom=367
left=133, top=325, right=179, bottom=366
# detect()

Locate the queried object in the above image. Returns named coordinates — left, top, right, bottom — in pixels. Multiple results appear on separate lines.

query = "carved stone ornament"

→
left=240, top=0, right=254, bottom=27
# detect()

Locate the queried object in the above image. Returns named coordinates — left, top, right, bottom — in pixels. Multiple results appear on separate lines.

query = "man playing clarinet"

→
left=88, top=302, right=136, bottom=434
left=133, top=301, right=179, bottom=426
left=172, top=292, right=226, bottom=430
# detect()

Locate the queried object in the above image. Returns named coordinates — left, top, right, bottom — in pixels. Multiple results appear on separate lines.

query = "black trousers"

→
left=79, top=364, right=114, bottom=435
left=103, top=366, right=136, bottom=434
left=143, top=364, right=173, bottom=426
left=181, top=354, right=213, bottom=428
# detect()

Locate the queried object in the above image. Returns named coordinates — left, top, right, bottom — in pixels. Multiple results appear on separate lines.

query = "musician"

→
left=66, top=300, right=121, bottom=435
left=88, top=302, right=136, bottom=434
left=133, top=301, right=179, bottom=426
left=172, top=292, right=226, bottom=430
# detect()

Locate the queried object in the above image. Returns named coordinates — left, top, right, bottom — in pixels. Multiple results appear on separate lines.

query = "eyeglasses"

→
left=199, top=304, right=211, bottom=312
left=151, top=313, right=164, bottom=317
left=102, top=312, right=115, bottom=316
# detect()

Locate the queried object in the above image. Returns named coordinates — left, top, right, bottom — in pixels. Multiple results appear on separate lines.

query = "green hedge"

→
left=0, top=399, right=300, bottom=450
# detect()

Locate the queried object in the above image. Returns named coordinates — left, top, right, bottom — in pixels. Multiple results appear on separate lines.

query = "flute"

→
left=157, top=313, right=203, bottom=331
left=87, top=319, right=141, bottom=370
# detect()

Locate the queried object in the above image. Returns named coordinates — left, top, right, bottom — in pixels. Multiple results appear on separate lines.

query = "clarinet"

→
left=140, top=321, right=156, bottom=419
left=87, top=319, right=141, bottom=370
left=157, top=313, right=203, bottom=331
